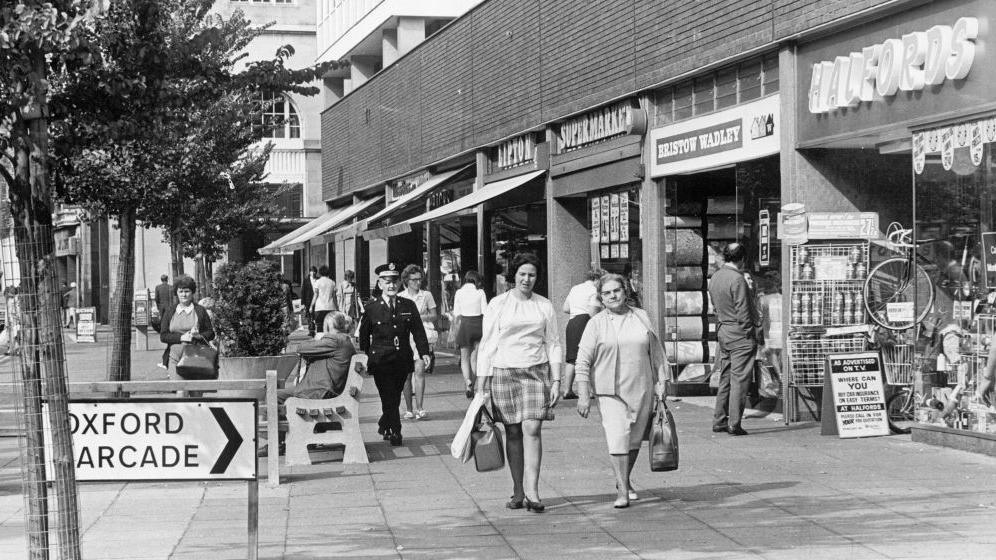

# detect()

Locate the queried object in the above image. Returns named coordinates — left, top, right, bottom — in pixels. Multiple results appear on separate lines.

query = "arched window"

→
left=260, top=93, right=301, bottom=139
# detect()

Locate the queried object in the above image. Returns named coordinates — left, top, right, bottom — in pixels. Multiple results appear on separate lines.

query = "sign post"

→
left=822, top=352, right=890, bottom=438
left=44, top=399, right=258, bottom=557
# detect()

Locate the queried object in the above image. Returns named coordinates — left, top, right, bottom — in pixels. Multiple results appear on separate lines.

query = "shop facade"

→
left=790, top=0, right=996, bottom=447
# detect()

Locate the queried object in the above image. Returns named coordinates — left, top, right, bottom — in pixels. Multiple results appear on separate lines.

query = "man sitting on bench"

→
left=281, top=311, right=358, bottom=403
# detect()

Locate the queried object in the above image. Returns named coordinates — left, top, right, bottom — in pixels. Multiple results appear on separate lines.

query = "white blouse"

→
left=453, top=284, right=488, bottom=317
left=564, top=281, right=599, bottom=316
left=479, top=291, right=562, bottom=372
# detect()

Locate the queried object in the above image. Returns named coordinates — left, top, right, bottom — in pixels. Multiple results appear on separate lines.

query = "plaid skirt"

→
left=491, top=363, right=553, bottom=424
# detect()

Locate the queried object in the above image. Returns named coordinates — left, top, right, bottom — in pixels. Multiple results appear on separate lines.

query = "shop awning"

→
left=362, top=165, right=472, bottom=226
left=362, top=222, right=412, bottom=241
left=258, top=196, right=383, bottom=255
left=406, top=170, right=546, bottom=225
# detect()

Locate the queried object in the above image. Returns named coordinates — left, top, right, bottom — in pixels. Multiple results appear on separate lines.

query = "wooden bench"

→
left=283, top=355, right=368, bottom=465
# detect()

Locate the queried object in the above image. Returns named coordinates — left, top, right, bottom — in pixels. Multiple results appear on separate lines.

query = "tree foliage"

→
left=212, top=259, right=289, bottom=357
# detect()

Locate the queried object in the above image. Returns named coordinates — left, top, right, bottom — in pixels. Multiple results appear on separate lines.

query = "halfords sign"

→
left=809, top=17, right=978, bottom=114
left=556, top=102, right=647, bottom=152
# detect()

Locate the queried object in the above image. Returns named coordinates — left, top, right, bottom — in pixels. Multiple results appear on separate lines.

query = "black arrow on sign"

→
left=210, top=407, right=243, bottom=474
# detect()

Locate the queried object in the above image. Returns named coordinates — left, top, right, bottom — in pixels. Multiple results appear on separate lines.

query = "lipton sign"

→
left=808, top=17, right=978, bottom=114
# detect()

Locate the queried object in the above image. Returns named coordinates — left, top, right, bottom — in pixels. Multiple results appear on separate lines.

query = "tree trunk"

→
left=170, top=231, right=184, bottom=278
left=9, top=101, right=81, bottom=559
left=108, top=208, right=136, bottom=383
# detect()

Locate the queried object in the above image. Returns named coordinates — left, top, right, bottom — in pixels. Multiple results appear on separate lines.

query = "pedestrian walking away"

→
left=574, top=273, right=669, bottom=508
left=709, top=241, right=761, bottom=436
left=562, top=267, right=603, bottom=399
left=337, top=269, right=364, bottom=325
left=311, top=265, right=337, bottom=332
left=453, top=270, right=488, bottom=398
left=477, top=252, right=563, bottom=513
left=398, top=265, right=437, bottom=420
left=301, top=266, right=317, bottom=335
left=63, top=281, right=78, bottom=329
left=359, top=263, right=431, bottom=447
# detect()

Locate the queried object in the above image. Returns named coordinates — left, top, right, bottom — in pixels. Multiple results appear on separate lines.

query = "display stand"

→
left=785, top=240, right=869, bottom=421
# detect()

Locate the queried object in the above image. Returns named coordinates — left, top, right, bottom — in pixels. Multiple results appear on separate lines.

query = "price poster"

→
left=620, top=242, right=629, bottom=259
left=600, top=195, right=610, bottom=243
left=76, top=307, right=97, bottom=343
left=610, top=244, right=619, bottom=259
left=619, top=192, right=630, bottom=242
left=590, top=197, right=601, bottom=241
left=982, top=232, right=996, bottom=288
left=826, top=352, right=889, bottom=438
left=609, top=193, right=620, bottom=242
left=600, top=244, right=610, bottom=259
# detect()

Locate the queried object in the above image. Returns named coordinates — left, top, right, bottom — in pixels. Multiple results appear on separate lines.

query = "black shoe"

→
left=506, top=496, right=525, bottom=510
left=728, top=426, right=749, bottom=436
left=563, top=392, right=579, bottom=400
left=712, top=424, right=729, bottom=433
left=379, top=426, right=392, bottom=440
left=389, top=433, right=403, bottom=447
left=524, top=498, right=545, bottom=513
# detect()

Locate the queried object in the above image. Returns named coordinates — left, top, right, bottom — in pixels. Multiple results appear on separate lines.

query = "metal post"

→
left=265, top=370, right=279, bottom=487
left=247, top=477, right=258, bottom=560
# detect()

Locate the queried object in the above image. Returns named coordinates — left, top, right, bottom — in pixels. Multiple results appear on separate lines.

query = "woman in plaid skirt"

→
left=476, top=253, right=563, bottom=513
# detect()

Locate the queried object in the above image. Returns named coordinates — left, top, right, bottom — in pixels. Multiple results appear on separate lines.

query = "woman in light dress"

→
left=399, top=265, right=437, bottom=419
left=453, top=270, right=488, bottom=398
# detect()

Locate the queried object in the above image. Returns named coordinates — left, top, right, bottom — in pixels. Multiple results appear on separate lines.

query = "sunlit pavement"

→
left=1, top=344, right=995, bottom=559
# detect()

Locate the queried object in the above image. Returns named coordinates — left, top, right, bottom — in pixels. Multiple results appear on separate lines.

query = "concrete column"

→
left=382, top=28, right=400, bottom=67
left=545, top=134, right=589, bottom=329
left=474, top=151, right=487, bottom=280
left=323, top=77, right=344, bottom=109
left=640, top=96, right=664, bottom=333
left=350, top=56, right=379, bottom=88
left=397, top=17, right=425, bottom=58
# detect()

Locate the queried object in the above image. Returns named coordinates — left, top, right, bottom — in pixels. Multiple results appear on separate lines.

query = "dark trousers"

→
left=314, top=310, right=331, bottom=333
left=371, top=356, right=411, bottom=435
left=713, top=329, right=757, bottom=430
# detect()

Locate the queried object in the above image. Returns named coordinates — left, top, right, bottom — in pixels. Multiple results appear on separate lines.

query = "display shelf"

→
left=788, top=332, right=867, bottom=386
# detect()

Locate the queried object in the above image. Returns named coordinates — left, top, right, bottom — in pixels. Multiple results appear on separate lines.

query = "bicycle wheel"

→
left=863, top=258, right=934, bottom=330
left=885, top=390, right=915, bottom=434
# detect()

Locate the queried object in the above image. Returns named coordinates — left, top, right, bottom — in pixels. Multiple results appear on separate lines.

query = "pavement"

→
left=1, top=335, right=996, bottom=559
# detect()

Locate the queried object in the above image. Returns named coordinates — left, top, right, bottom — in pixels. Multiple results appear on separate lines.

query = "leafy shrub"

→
left=212, top=260, right=288, bottom=357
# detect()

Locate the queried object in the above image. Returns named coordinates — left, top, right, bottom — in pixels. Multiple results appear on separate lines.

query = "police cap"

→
left=375, top=262, right=400, bottom=279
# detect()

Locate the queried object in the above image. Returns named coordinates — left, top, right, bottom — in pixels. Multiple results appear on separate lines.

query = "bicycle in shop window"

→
left=863, top=222, right=984, bottom=433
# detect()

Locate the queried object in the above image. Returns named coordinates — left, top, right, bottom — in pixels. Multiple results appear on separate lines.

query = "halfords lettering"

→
left=558, top=103, right=635, bottom=151
left=809, top=17, right=978, bottom=114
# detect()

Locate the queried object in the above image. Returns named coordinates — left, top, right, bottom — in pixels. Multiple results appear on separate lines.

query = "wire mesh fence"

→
left=2, top=223, right=82, bottom=560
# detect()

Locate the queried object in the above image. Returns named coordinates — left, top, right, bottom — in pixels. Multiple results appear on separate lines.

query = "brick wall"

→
left=322, top=0, right=913, bottom=200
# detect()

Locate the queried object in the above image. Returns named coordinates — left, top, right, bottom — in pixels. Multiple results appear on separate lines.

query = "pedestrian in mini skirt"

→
left=456, top=314, right=483, bottom=347
left=564, top=313, right=591, bottom=364
left=491, top=362, right=553, bottom=424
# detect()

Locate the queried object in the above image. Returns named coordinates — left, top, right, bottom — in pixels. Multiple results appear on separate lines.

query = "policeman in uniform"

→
left=359, top=263, right=431, bottom=446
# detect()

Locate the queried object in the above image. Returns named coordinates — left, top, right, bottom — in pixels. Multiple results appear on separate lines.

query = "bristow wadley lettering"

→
left=656, top=123, right=742, bottom=161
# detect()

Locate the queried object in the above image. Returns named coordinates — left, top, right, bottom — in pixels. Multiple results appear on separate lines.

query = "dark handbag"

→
left=649, top=396, right=679, bottom=472
left=175, top=342, right=219, bottom=380
left=470, top=406, right=505, bottom=472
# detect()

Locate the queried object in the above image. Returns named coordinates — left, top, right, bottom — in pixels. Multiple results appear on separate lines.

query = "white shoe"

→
left=416, top=409, right=428, bottom=420
left=403, top=410, right=415, bottom=420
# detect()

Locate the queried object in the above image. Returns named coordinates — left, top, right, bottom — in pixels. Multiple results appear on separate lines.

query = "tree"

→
left=0, top=2, right=94, bottom=558
left=55, top=0, right=341, bottom=382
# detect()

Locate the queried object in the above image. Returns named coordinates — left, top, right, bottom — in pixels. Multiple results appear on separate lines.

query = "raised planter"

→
left=218, top=354, right=300, bottom=401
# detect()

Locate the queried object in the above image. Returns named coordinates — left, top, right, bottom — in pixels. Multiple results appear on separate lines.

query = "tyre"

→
left=885, top=390, right=915, bottom=434
left=864, top=258, right=934, bottom=331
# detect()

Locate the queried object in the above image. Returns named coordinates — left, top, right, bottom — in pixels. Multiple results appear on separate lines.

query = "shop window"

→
left=587, top=185, right=642, bottom=305
left=715, top=66, right=738, bottom=110
left=761, top=54, right=779, bottom=95
left=673, top=83, right=693, bottom=121
left=654, top=89, right=674, bottom=127
left=265, top=183, right=303, bottom=218
left=693, top=76, right=715, bottom=116
left=739, top=58, right=763, bottom=101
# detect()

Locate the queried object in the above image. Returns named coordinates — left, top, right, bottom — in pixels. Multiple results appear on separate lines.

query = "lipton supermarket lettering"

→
left=655, top=120, right=742, bottom=165
left=809, top=17, right=979, bottom=114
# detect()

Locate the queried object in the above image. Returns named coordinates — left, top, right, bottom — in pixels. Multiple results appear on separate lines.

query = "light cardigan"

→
left=476, top=290, right=563, bottom=377
left=574, top=307, right=670, bottom=397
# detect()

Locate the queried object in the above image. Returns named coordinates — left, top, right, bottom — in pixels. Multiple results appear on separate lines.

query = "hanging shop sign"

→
left=777, top=211, right=879, bottom=241
left=912, top=117, right=996, bottom=174
left=556, top=101, right=647, bottom=152
left=389, top=171, right=431, bottom=202
left=808, top=17, right=978, bottom=115
left=649, top=95, right=779, bottom=177
left=825, top=352, right=890, bottom=438
left=54, top=230, right=80, bottom=257
left=759, top=209, right=771, bottom=266
left=495, top=134, right=536, bottom=170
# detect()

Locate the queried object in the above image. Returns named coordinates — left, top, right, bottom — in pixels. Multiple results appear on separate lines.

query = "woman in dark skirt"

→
left=562, top=268, right=603, bottom=399
left=476, top=254, right=563, bottom=513
left=453, top=270, right=488, bottom=397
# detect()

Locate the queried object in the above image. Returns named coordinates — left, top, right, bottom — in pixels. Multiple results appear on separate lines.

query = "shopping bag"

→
left=451, top=393, right=487, bottom=461
left=175, top=342, right=219, bottom=380
left=756, top=362, right=780, bottom=399
left=471, top=406, right=505, bottom=472
left=649, top=396, right=679, bottom=472
left=446, top=315, right=461, bottom=346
